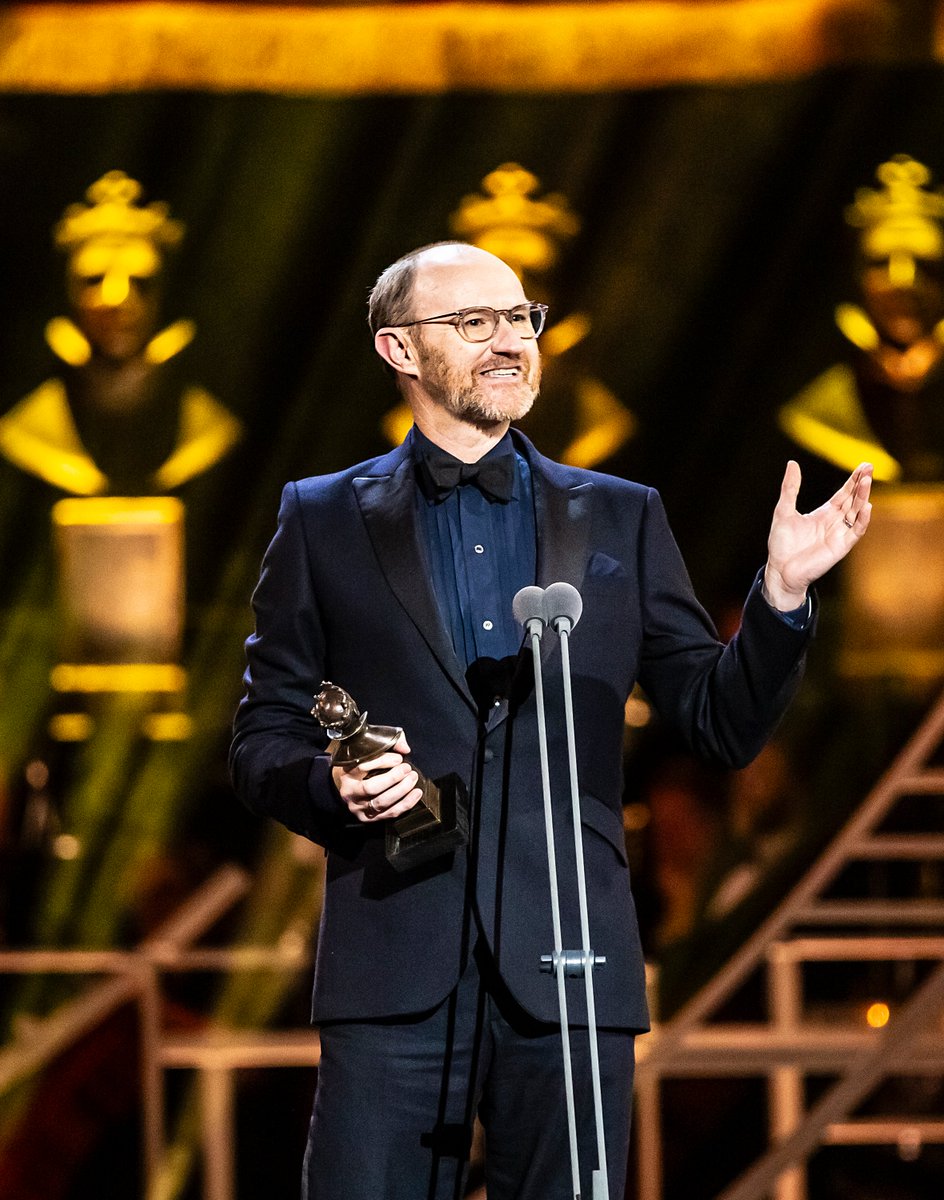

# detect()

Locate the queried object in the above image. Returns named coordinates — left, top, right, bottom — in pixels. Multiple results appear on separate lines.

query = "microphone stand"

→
left=512, top=586, right=582, bottom=1200
left=545, top=582, right=609, bottom=1200
left=513, top=584, right=609, bottom=1200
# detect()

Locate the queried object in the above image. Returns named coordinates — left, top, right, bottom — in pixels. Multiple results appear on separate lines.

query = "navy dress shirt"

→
left=412, top=427, right=536, bottom=677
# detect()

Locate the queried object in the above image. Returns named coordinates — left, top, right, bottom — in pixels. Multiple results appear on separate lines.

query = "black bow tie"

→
left=421, top=445, right=516, bottom=503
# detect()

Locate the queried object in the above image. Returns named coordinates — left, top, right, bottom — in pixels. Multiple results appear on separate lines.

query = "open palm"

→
left=764, top=460, right=873, bottom=610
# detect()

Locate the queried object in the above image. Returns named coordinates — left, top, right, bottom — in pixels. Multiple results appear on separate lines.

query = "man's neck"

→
left=410, top=401, right=510, bottom=463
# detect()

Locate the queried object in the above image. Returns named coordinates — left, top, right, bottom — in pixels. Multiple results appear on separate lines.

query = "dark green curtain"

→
left=4, top=69, right=944, bottom=596
left=0, top=64, right=941, bottom=947
left=1, top=62, right=942, bottom=943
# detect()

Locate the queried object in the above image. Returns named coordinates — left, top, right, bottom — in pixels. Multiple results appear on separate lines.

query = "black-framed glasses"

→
left=397, top=303, right=548, bottom=343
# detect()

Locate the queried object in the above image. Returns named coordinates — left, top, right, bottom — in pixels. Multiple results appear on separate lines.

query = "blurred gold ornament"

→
left=846, top=155, right=944, bottom=276
left=450, top=162, right=579, bottom=277
left=54, top=170, right=184, bottom=254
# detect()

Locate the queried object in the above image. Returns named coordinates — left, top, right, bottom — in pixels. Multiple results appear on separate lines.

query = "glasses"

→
left=398, top=303, right=548, bottom=343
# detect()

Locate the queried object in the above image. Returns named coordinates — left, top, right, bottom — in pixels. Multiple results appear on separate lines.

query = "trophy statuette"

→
left=311, top=682, right=469, bottom=871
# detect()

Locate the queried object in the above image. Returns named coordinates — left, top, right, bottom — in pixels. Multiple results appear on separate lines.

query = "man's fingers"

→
left=856, top=466, right=874, bottom=502
left=372, top=787, right=424, bottom=821
left=836, top=461, right=873, bottom=505
left=350, top=767, right=419, bottom=821
left=847, top=499, right=873, bottom=535
left=836, top=463, right=874, bottom=529
left=357, top=783, right=422, bottom=823
left=332, top=731, right=417, bottom=819
left=360, top=761, right=414, bottom=794
left=778, top=459, right=802, bottom=511
left=363, top=765, right=417, bottom=802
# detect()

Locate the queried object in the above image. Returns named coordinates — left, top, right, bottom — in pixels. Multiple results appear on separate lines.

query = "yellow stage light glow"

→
left=50, top=664, right=187, bottom=694
left=840, top=486, right=944, bottom=683
left=51, top=833, right=82, bottom=861
left=624, top=693, right=652, bottom=728
left=623, top=803, right=652, bottom=833
left=52, top=497, right=186, bottom=684
left=866, top=1001, right=891, bottom=1029
left=0, top=2, right=925, bottom=95
left=141, top=711, right=194, bottom=741
left=24, top=759, right=50, bottom=789
left=48, top=712, right=96, bottom=742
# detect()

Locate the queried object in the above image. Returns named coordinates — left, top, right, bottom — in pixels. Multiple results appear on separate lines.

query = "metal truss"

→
left=635, top=683, right=944, bottom=1200
left=0, top=865, right=320, bottom=1200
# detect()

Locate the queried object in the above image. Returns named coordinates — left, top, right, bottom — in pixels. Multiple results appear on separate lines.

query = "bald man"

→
left=231, top=241, right=872, bottom=1199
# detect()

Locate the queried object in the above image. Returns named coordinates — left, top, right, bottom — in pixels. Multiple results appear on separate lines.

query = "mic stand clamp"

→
left=540, top=950, right=606, bottom=978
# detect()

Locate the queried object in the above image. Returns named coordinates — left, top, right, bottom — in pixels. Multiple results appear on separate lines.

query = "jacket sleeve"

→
left=229, top=481, right=350, bottom=846
left=636, top=487, right=812, bottom=769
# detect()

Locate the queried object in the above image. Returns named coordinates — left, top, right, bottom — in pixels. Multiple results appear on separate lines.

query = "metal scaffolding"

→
left=0, top=865, right=320, bottom=1200
left=635, top=684, right=944, bottom=1200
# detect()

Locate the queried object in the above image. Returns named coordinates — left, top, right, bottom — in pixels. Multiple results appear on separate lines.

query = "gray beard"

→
left=443, top=382, right=538, bottom=427
left=418, top=340, right=541, bottom=428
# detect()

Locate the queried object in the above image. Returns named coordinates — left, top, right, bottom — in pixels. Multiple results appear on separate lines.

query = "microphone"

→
left=543, top=582, right=583, bottom=635
left=513, top=585, right=547, bottom=639
left=513, top=576, right=608, bottom=1199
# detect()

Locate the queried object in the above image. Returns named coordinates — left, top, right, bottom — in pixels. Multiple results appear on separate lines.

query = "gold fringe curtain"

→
left=0, top=0, right=939, bottom=94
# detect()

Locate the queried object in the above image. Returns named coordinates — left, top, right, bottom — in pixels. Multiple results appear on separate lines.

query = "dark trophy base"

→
left=385, top=773, right=469, bottom=872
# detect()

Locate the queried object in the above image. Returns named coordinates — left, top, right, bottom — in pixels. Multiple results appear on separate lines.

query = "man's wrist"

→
left=762, top=565, right=808, bottom=612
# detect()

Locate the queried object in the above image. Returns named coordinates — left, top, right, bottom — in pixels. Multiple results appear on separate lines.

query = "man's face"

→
left=405, top=250, right=541, bottom=427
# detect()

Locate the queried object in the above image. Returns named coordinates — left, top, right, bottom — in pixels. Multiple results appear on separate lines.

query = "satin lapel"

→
left=486, top=442, right=593, bottom=735
left=353, top=454, right=475, bottom=710
left=534, top=461, right=593, bottom=668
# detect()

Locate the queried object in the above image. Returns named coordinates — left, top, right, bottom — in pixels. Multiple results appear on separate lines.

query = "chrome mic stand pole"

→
left=512, top=585, right=582, bottom=1200
left=544, top=581, right=609, bottom=1200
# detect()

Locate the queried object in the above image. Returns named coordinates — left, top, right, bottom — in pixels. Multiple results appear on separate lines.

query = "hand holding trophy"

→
left=311, top=681, right=469, bottom=872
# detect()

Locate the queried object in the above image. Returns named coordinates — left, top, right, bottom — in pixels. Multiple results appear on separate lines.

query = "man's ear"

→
left=374, top=328, right=419, bottom=378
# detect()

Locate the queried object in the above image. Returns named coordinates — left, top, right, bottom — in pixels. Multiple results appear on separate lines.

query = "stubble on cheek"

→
left=418, top=337, right=541, bottom=425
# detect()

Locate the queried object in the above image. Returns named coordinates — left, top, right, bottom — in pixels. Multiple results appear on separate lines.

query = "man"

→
left=230, top=241, right=872, bottom=1199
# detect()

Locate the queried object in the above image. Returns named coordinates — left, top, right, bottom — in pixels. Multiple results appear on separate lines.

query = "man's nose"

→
left=490, top=311, right=527, bottom=351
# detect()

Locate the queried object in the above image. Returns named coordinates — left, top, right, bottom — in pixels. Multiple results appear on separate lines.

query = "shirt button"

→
left=483, top=748, right=494, bottom=762
left=483, top=620, right=493, bottom=631
left=474, top=544, right=485, bottom=554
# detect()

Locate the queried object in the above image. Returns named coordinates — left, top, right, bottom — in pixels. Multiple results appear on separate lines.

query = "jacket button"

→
left=483, top=748, right=494, bottom=763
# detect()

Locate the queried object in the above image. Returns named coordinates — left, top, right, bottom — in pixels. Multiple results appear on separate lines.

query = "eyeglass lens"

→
left=459, top=305, right=545, bottom=341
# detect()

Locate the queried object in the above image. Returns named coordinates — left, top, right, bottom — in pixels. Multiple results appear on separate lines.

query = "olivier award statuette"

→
left=311, top=681, right=469, bottom=872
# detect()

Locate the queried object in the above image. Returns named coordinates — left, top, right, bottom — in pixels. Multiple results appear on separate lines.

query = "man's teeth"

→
left=484, top=368, right=519, bottom=376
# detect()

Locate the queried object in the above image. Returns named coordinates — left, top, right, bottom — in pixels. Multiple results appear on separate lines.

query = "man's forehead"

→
left=412, top=247, right=524, bottom=307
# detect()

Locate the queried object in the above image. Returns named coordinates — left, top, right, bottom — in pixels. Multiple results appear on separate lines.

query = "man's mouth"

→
left=480, top=365, right=522, bottom=378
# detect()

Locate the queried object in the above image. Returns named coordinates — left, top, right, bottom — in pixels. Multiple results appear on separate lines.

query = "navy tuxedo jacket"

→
left=231, top=430, right=811, bottom=1031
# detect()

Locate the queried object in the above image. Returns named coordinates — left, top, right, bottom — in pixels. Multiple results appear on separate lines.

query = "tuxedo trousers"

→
left=302, top=940, right=635, bottom=1200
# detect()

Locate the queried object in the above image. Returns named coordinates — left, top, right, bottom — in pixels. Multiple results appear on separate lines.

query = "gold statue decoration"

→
left=779, top=156, right=944, bottom=683
left=0, top=170, right=240, bottom=496
left=383, top=163, right=635, bottom=469
left=449, top=161, right=579, bottom=278
left=779, top=155, right=944, bottom=483
left=0, top=172, right=242, bottom=728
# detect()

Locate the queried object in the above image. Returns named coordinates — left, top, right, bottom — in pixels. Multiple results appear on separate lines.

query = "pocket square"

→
left=586, top=551, right=627, bottom=579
